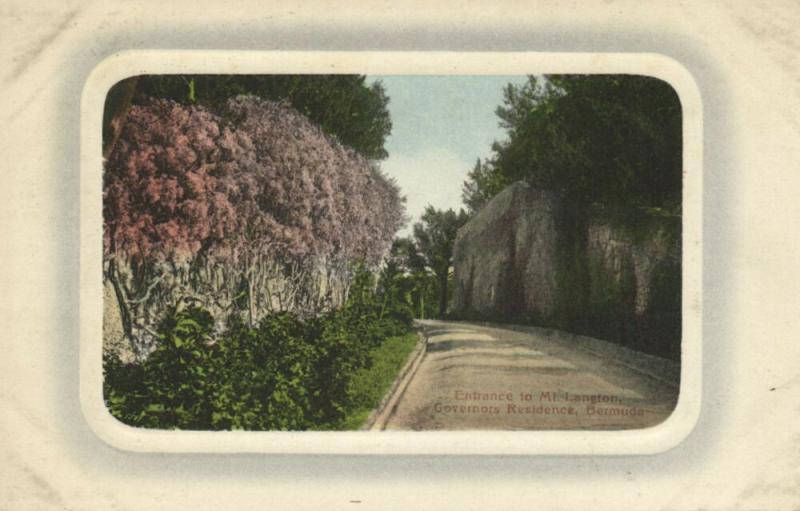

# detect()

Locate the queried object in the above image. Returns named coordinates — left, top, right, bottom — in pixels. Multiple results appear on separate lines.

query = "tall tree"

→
left=462, top=74, right=682, bottom=228
left=102, top=76, right=139, bottom=160
left=461, top=158, right=510, bottom=215
left=379, top=237, right=436, bottom=319
left=412, top=207, right=470, bottom=317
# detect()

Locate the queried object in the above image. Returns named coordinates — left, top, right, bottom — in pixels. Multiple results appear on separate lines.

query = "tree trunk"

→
left=438, top=268, right=448, bottom=318
left=103, top=76, right=139, bottom=161
left=107, top=258, right=134, bottom=347
left=247, top=275, right=256, bottom=326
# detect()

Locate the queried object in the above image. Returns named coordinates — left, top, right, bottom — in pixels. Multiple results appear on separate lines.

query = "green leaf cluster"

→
left=411, top=207, right=470, bottom=317
left=103, top=267, right=414, bottom=430
left=462, top=75, right=682, bottom=230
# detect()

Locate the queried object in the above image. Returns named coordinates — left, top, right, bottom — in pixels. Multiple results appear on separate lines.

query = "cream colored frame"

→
left=80, top=50, right=702, bottom=455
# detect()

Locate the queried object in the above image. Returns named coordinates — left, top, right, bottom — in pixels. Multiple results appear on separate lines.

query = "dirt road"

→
left=378, top=320, right=679, bottom=430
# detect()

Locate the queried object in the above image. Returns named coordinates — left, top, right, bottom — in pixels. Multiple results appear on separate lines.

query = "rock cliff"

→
left=451, top=183, right=559, bottom=320
left=451, top=182, right=681, bottom=359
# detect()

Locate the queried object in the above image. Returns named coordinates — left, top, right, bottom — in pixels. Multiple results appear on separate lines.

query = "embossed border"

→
left=80, top=50, right=702, bottom=454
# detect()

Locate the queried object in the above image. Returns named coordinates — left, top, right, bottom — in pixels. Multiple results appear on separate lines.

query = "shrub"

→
left=104, top=304, right=218, bottom=429
left=104, top=270, right=414, bottom=430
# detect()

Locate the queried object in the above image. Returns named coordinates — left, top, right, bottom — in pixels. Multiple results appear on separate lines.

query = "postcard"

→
left=80, top=50, right=702, bottom=454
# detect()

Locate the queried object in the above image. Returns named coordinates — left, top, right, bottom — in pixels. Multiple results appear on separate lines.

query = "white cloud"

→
left=380, top=147, right=472, bottom=235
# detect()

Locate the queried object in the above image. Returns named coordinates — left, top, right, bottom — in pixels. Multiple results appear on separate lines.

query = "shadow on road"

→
left=433, top=351, right=546, bottom=363
left=427, top=339, right=539, bottom=353
left=436, top=363, right=575, bottom=376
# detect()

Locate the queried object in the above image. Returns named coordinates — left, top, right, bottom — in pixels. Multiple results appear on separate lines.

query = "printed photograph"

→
left=101, top=73, right=682, bottom=431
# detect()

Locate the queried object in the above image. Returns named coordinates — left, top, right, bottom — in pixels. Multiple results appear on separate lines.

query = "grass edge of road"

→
left=340, top=332, right=420, bottom=430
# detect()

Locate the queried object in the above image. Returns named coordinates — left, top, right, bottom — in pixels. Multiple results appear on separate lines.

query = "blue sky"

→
left=368, top=75, right=528, bottom=234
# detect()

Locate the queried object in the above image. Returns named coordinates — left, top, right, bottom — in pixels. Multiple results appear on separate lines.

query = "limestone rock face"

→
left=103, top=280, right=135, bottom=363
left=452, top=182, right=558, bottom=320
left=585, top=223, right=681, bottom=357
left=451, top=181, right=681, bottom=359
left=101, top=261, right=351, bottom=362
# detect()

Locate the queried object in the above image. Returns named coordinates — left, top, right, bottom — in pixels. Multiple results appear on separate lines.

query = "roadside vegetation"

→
left=103, top=75, right=414, bottom=430
left=105, top=267, right=416, bottom=430
left=338, top=330, right=419, bottom=430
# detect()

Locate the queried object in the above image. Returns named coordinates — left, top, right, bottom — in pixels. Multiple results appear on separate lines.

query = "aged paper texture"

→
left=1, top=1, right=799, bottom=509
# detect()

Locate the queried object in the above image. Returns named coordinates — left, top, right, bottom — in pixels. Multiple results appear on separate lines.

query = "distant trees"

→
left=462, top=75, right=682, bottom=229
left=378, top=237, right=437, bottom=321
left=104, top=95, right=404, bottom=357
left=411, top=207, right=470, bottom=317
left=380, top=207, right=469, bottom=320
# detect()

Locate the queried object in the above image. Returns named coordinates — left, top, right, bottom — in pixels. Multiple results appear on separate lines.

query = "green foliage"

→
left=584, top=250, right=636, bottom=344
left=461, top=158, right=512, bottom=215
left=104, top=266, right=414, bottom=430
left=340, top=332, right=419, bottom=430
left=131, top=74, right=392, bottom=160
left=412, top=207, right=470, bottom=317
left=463, top=74, right=682, bottom=230
left=104, top=304, right=219, bottom=429
left=549, top=208, right=590, bottom=331
left=640, top=259, right=682, bottom=360
left=377, top=238, right=437, bottom=320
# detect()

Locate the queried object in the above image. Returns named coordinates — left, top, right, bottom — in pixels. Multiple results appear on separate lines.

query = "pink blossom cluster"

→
left=103, top=95, right=404, bottom=345
left=104, top=96, right=404, bottom=271
left=222, top=96, right=403, bottom=269
left=104, top=99, right=243, bottom=262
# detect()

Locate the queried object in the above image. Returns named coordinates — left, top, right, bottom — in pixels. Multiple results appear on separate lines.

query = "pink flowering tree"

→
left=104, top=99, right=249, bottom=354
left=104, top=95, right=404, bottom=357
left=220, top=96, right=404, bottom=319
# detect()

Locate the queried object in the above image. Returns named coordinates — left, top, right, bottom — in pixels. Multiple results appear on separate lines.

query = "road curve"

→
left=379, top=320, right=679, bottom=431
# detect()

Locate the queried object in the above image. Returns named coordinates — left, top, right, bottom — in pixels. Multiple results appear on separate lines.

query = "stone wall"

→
left=103, top=280, right=134, bottom=363
left=584, top=222, right=681, bottom=358
left=451, top=181, right=681, bottom=359
left=451, top=183, right=559, bottom=320
left=102, top=261, right=352, bottom=362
